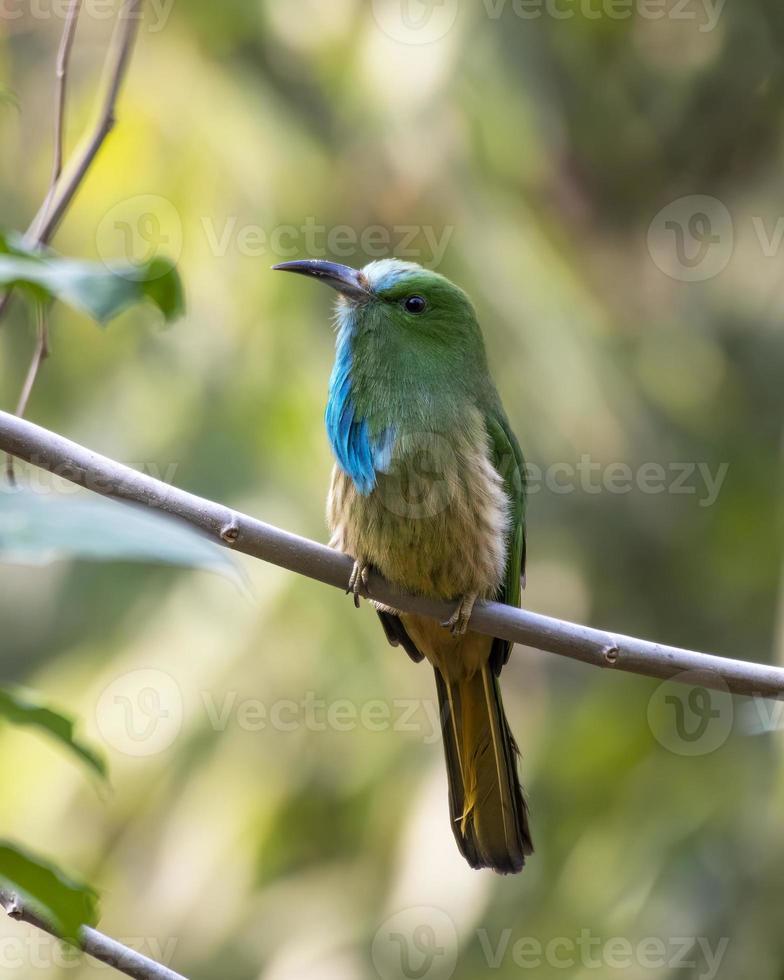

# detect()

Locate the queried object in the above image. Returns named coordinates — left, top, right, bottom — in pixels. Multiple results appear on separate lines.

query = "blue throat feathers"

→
left=325, top=304, right=394, bottom=496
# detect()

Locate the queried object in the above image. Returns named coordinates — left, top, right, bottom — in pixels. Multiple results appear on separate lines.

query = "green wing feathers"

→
left=485, top=409, right=527, bottom=672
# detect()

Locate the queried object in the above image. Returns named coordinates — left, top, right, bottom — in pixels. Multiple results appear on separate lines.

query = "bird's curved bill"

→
left=272, top=260, right=370, bottom=300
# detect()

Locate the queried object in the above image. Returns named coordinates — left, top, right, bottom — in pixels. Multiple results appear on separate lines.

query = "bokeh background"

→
left=2, top=0, right=784, bottom=977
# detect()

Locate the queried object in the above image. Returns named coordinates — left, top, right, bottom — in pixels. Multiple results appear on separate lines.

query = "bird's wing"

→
left=377, top=608, right=424, bottom=663
left=484, top=409, right=527, bottom=673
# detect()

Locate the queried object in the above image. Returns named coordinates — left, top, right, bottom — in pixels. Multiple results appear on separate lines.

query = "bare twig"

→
left=5, top=304, right=49, bottom=485
left=39, top=0, right=84, bottom=224
left=28, top=0, right=144, bottom=245
left=0, top=0, right=144, bottom=322
left=0, top=890, right=188, bottom=980
left=2, top=0, right=143, bottom=479
left=1, top=409, right=783, bottom=699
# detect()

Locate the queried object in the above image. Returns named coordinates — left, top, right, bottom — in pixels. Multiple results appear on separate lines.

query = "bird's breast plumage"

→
left=327, top=405, right=510, bottom=602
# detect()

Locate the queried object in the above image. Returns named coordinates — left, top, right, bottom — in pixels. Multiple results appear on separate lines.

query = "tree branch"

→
left=0, top=890, right=187, bottom=980
left=1, top=409, right=782, bottom=698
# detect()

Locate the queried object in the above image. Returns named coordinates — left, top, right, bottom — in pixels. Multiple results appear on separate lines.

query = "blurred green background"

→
left=2, top=1, right=784, bottom=977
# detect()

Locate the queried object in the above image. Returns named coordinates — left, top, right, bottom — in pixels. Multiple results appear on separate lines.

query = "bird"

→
left=273, top=257, right=533, bottom=874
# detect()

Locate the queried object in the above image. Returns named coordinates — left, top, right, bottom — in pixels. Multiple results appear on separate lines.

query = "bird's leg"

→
left=442, top=592, right=478, bottom=637
left=346, top=559, right=371, bottom=608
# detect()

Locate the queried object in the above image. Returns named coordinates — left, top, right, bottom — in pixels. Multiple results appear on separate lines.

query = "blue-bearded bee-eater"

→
left=274, top=258, right=533, bottom=874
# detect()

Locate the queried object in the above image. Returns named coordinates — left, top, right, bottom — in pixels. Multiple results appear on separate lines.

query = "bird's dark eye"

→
left=404, top=295, right=427, bottom=314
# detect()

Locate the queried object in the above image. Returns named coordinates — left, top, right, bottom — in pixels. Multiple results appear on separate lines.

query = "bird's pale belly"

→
left=327, top=431, right=510, bottom=601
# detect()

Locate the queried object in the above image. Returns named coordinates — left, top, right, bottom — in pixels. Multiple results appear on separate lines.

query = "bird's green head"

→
left=273, top=257, right=483, bottom=358
left=274, top=257, right=493, bottom=494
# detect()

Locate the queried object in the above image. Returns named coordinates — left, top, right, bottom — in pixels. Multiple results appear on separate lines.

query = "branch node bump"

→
left=220, top=518, right=240, bottom=544
left=602, top=643, right=620, bottom=665
left=0, top=892, right=22, bottom=919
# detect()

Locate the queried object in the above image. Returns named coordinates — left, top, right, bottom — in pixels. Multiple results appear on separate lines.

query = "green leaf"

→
left=0, top=230, right=184, bottom=324
left=0, top=688, right=106, bottom=780
left=0, top=841, right=98, bottom=941
left=0, top=489, right=244, bottom=587
left=0, top=86, right=19, bottom=110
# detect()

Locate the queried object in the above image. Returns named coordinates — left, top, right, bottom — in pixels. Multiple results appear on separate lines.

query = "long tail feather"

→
left=435, top=664, right=532, bottom=874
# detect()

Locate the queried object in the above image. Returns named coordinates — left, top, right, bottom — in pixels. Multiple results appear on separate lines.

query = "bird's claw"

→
left=347, top=560, right=371, bottom=608
left=441, top=593, right=478, bottom=637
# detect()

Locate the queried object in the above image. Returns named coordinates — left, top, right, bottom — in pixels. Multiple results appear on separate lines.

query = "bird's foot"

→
left=442, top=592, right=478, bottom=637
left=346, top=559, right=371, bottom=608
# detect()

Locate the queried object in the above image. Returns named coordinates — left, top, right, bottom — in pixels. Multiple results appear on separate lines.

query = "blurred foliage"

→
left=0, top=490, right=239, bottom=582
left=0, top=841, right=98, bottom=942
left=0, top=687, right=105, bottom=781
left=0, top=231, right=184, bottom=325
left=1, top=1, right=784, bottom=978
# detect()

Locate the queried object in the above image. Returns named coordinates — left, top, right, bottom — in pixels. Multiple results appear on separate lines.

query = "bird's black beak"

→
left=272, top=260, right=371, bottom=300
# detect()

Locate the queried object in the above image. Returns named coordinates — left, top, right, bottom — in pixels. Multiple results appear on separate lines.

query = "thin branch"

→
left=28, top=0, right=144, bottom=245
left=0, top=890, right=188, bottom=980
left=0, top=0, right=144, bottom=321
left=2, top=0, right=74, bottom=475
left=1, top=410, right=782, bottom=698
left=5, top=304, right=50, bottom=485
left=39, top=0, right=84, bottom=224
